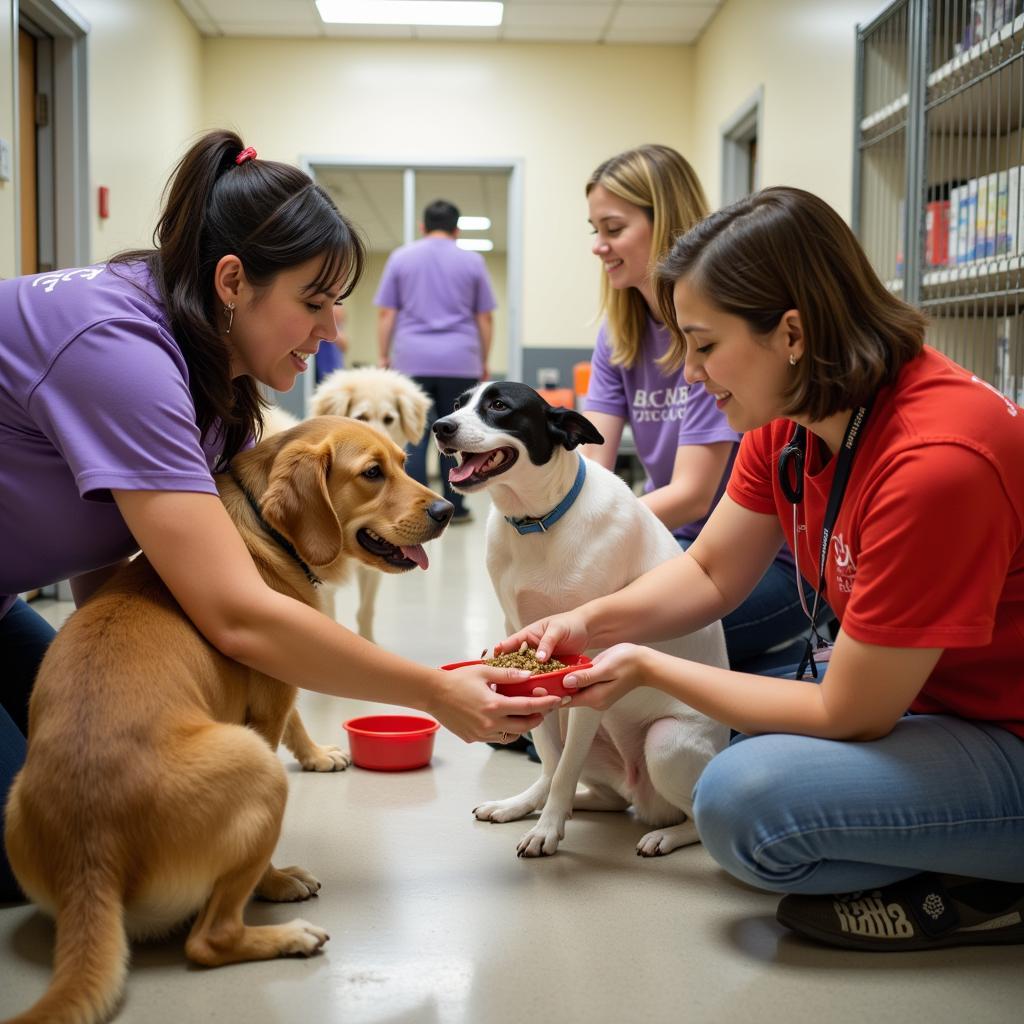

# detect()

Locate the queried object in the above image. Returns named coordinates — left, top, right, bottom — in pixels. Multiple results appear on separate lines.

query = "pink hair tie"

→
left=235, top=146, right=257, bottom=166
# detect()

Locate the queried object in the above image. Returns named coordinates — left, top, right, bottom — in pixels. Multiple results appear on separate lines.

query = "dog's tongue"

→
left=400, top=544, right=429, bottom=570
left=449, top=451, right=492, bottom=484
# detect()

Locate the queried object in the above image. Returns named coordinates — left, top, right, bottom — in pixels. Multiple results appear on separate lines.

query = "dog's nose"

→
left=427, top=499, right=454, bottom=525
left=432, top=417, right=457, bottom=439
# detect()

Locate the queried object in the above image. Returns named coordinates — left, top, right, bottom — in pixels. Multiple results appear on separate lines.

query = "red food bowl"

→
left=343, top=714, right=440, bottom=771
left=440, top=654, right=592, bottom=698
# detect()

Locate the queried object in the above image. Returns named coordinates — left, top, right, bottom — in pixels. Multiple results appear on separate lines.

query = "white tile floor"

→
left=2, top=493, right=1022, bottom=1023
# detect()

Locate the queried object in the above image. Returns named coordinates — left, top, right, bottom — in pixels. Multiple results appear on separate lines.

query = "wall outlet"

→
left=537, top=367, right=560, bottom=388
left=0, top=139, right=12, bottom=182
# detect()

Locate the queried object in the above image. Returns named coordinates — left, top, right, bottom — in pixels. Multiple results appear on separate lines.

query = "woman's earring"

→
left=224, top=303, right=235, bottom=335
left=789, top=353, right=797, bottom=366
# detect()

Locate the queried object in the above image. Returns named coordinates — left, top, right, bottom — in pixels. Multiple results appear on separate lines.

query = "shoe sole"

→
left=776, top=906, right=1024, bottom=952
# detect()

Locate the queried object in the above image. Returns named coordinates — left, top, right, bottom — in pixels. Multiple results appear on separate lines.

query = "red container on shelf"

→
left=343, top=714, right=440, bottom=771
left=926, top=199, right=950, bottom=268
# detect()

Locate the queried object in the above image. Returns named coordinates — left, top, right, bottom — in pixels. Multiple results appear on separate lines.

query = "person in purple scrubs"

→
left=0, top=131, right=559, bottom=902
left=582, top=145, right=820, bottom=672
left=374, top=199, right=497, bottom=522
left=314, top=304, right=349, bottom=381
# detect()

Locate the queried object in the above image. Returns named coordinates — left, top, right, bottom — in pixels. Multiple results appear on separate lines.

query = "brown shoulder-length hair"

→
left=112, top=129, right=364, bottom=468
left=586, top=144, right=708, bottom=370
left=655, top=186, right=925, bottom=422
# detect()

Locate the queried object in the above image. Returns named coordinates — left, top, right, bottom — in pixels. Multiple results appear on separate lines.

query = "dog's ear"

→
left=397, top=381, right=432, bottom=445
left=311, top=375, right=352, bottom=418
left=261, top=438, right=342, bottom=568
left=546, top=407, right=604, bottom=451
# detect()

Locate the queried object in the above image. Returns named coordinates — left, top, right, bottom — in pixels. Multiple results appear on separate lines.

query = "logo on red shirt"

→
left=832, top=532, right=856, bottom=593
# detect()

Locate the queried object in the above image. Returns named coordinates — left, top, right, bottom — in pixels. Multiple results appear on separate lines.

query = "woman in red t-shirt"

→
left=496, top=187, right=1024, bottom=951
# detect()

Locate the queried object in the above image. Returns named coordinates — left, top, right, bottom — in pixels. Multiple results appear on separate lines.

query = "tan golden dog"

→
left=3, top=416, right=452, bottom=1024
left=267, top=367, right=431, bottom=643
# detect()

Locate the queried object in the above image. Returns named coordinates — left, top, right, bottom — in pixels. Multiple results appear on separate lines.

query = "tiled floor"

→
left=2, top=493, right=1021, bottom=1023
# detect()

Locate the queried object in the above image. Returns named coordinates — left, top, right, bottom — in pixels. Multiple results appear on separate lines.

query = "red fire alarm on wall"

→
left=98, top=186, right=110, bottom=219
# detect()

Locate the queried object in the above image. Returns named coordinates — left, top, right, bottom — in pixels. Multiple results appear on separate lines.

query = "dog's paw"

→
left=473, top=798, right=535, bottom=823
left=636, top=820, right=700, bottom=857
left=297, top=744, right=351, bottom=772
left=256, top=865, right=322, bottom=902
left=516, top=821, right=564, bottom=858
left=279, top=918, right=330, bottom=956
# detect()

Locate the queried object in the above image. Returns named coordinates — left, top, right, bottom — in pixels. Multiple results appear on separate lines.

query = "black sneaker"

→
left=487, top=732, right=539, bottom=761
left=776, top=873, right=1024, bottom=951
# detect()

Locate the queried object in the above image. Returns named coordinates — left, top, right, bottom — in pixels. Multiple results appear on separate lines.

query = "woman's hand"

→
left=562, top=643, right=652, bottom=711
left=493, top=610, right=592, bottom=664
left=429, top=665, right=563, bottom=743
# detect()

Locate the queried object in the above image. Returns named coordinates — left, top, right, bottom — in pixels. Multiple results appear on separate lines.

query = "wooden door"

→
left=18, top=27, right=38, bottom=275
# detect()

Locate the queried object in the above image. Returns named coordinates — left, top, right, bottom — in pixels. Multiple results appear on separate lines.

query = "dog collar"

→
left=230, top=471, right=322, bottom=587
left=504, top=454, right=587, bottom=535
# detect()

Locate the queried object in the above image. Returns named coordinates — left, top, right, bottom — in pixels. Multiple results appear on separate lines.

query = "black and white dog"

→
left=433, top=382, right=729, bottom=857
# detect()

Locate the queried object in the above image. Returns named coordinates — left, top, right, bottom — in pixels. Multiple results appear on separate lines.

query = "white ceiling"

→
left=314, top=166, right=510, bottom=253
left=176, top=1, right=722, bottom=45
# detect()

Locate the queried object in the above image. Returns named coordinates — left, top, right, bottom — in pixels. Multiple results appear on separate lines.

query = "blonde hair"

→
left=586, top=145, right=708, bottom=369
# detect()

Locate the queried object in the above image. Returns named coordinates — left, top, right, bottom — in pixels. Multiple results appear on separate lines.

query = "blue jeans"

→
left=693, top=713, right=1024, bottom=893
left=1, top=598, right=56, bottom=902
left=678, top=539, right=823, bottom=672
left=407, top=375, right=478, bottom=517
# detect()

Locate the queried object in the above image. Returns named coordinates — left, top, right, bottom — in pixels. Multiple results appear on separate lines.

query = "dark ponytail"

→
left=112, top=129, right=364, bottom=467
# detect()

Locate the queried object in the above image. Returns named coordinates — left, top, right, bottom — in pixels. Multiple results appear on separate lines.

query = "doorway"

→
left=280, top=157, right=523, bottom=421
left=16, top=0, right=90, bottom=275
left=721, top=86, right=763, bottom=205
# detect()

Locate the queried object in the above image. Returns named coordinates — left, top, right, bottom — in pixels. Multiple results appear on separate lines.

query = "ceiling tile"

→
left=507, top=0, right=610, bottom=5
left=503, top=25, right=606, bottom=42
left=617, top=0, right=719, bottom=5
left=203, top=0, right=314, bottom=17
left=611, top=4, right=717, bottom=31
left=411, top=26, right=503, bottom=40
left=503, top=4, right=612, bottom=29
left=215, top=21, right=324, bottom=37
left=321, top=23, right=416, bottom=38
left=175, top=0, right=720, bottom=46
left=604, top=27, right=698, bottom=43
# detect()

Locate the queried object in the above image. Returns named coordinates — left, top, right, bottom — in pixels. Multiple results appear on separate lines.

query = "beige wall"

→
left=344, top=249, right=508, bottom=372
left=0, top=1, right=15, bottom=278
left=200, top=39, right=695, bottom=353
left=74, top=0, right=203, bottom=261
left=0, top=0, right=202, bottom=274
left=0, top=0, right=885, bottom=340
left=693, top=0, right=880, bottom=219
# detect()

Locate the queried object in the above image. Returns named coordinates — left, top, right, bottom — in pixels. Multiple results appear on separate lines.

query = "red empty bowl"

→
left=343, top=714, right=440, bottom=771
left=440, top=654, right=592, bottom=698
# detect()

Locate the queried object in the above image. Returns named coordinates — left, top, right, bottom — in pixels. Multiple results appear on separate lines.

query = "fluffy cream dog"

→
left=265, top=366, right=431, bottom=641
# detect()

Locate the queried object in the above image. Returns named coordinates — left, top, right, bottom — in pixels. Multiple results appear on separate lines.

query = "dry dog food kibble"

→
left=484, top=642, right=567, bottom=674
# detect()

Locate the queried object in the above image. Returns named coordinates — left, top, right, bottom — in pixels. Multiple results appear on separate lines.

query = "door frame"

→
left=720, top=85, right=763, bottom=205
left=16, top=0, right=90, bottom=273
left=300, top=154, right=525, bottom=415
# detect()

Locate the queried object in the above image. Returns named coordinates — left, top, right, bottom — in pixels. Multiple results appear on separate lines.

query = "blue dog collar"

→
left=504, top=454, right=587, bottom=535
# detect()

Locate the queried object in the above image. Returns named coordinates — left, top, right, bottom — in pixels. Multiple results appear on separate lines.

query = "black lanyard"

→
left=778, top=400, right=874, bottom=679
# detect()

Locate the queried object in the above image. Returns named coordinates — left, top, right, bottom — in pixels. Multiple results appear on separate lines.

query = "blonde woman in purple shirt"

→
left=0, top=131, right=558, bottom=902
left=582, top=145, right=819, bottom=671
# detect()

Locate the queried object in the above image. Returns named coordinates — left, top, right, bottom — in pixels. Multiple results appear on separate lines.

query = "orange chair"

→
left=573, top=361, right=592, bottom=401
left=537, top=387, right=576, bottom=409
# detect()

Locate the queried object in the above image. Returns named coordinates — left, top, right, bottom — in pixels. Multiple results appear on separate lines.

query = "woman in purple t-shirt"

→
left=582, top=145, right=819, bottom=671
left=0, top=131, right=559, bottom=902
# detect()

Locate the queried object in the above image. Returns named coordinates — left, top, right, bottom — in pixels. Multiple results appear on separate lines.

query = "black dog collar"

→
left=229, top=471, right=322, bottom=587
